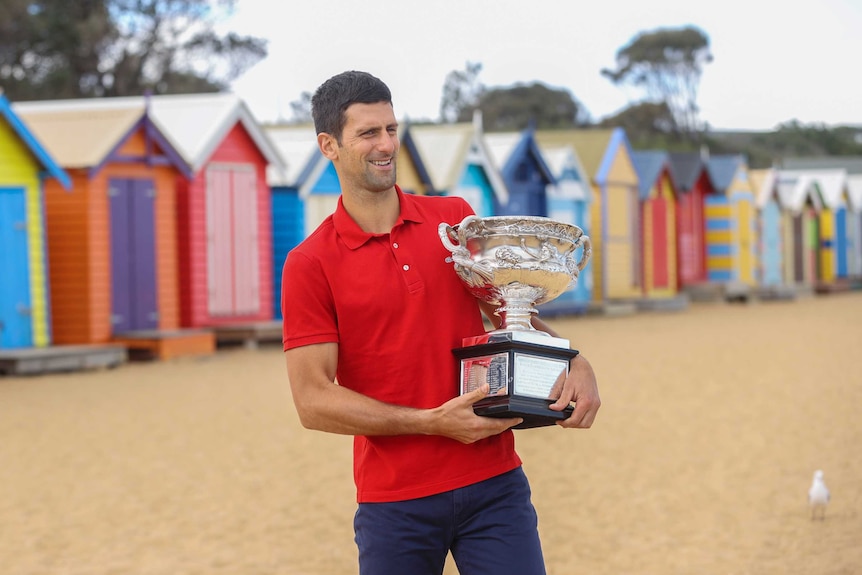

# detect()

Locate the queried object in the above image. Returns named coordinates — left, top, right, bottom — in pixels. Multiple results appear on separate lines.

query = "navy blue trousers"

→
left=354, top=467, right=546, bottom=575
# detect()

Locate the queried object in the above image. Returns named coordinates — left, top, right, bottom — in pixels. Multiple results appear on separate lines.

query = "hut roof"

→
left=0, top=93, right=70, bottom=188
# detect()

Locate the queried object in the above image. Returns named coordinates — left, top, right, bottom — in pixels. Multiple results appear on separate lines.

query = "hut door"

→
left=652, top=196, right=669, bottom=289
left=109, top=178, right=158, bottom=333
left=0, top=187, right=32, bottom=348
left=205, top=164, right=260, bottom=317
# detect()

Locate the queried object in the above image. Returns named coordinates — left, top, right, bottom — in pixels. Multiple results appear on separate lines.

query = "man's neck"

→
left=342, top=186, right=400, bottom=234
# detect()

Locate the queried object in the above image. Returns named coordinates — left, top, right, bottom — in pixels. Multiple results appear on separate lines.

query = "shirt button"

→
left=402, top=265, right=410, bottom=271
left=393, top=243, right=399, bottom=249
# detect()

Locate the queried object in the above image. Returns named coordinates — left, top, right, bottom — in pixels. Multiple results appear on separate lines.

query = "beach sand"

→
left=1, top=292, right=861, bottom=575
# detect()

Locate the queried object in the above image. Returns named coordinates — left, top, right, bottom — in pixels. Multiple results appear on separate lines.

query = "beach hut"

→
left=0, top=94, right=70, bottom=349
left=749, top=168, right=794, bottom=299
left=631, top=150, right=683, bottom=305
left=536, top=142, right=594, bottom=313
left=774, top=171, right=823, bottom=293
left=805, top=170, right=850, bottom=290
left=667, top=153, right=716, bottom=295
left=846, top=175, right=862, bottom=283
left=408, top=112, right=507, bottom=217
left=141, top=94, right=285, bottom=330
left=13, top=98, right=193, bottom=345
left=704, top=154, right=758, bottom=298
left=484, top=128, right=556, bottom=216
left=397, top=122, right=435, bottom=196
left=536, top=128, right=640, bottom=305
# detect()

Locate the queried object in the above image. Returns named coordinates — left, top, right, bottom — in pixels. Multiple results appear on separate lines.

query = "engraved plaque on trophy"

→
left=439, top=215, right=591, bottom=429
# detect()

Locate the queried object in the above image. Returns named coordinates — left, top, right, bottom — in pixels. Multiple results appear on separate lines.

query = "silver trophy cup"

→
left=439, top=215, right=591, bottom=428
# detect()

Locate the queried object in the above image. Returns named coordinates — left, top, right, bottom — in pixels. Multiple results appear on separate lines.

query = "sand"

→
left=1, top=292, right=861, bottom=575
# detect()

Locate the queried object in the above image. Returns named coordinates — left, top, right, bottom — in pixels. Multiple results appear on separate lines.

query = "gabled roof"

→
left=262, top=124, right=320, bottom=188
left=749, top=168, right=778, bottom=208
left=144, top=93, right=285, bottom=174
left=13, top=98, right=145, bottom=170
left=14, top=93, right=286, bottom=177
left=536, top=142, right=591, bottom=202
left=774, top=170, right=824, bottom=212
left=667, top=152, right=705, bottom=192
left=534, top=128, right=636, bottom=186
left=706, top=154, right=747, bottom=193
left=631, top=150, right=671, bottom=199
left=799, top=169, right=847, bottom=209
left=0, top=93, right=70, bottom=189
left=484, top=128, right=555, bottom=185
left=408, top=113, right=508, bottom=203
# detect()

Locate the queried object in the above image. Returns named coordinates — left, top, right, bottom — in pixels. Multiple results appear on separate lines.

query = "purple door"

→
left=109, top=178, right=158, bottom=333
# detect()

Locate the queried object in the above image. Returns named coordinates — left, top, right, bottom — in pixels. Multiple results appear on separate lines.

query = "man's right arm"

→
left=285, top=343, right=521, bottom=443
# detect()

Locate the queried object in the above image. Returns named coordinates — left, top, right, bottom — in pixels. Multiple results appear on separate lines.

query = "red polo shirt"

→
left=282, top=187, right=521, bottom=502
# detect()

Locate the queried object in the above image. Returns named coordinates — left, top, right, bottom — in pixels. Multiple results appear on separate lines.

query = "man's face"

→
left=329, top=101, right=399, bottom=194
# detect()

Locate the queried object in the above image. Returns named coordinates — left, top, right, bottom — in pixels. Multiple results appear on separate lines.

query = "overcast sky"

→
left=227, top=0, right=862, bottom=131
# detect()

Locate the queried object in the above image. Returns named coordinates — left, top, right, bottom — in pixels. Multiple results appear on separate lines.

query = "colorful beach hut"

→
left=484, top=128, right=556, bottom=216
left=408, top=112, right=507, bottom=217
left=13, top=98, right=192, bottom=345
left=750, top=168, right=790, bottom=297
left=631, top=150, right=681, bottom=303
left=705, top=155, right=758, bottom=297
left=774, top=171, right=822, bottom=293
left=0, top=94, right=70, bottom=349
left=141, top=93, right=285, bottom=329
left=667, top=153, right=716, bottom=292
left=805, top=170, right=850, bottom=290
left=536, top=128, right=640, bottom=304
left=536, top=141, right=594, bottom=313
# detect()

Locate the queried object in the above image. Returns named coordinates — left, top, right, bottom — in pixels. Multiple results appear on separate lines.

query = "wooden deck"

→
left=212, top=321, right=283, bottom=349
left=112, top=329, right=216, bottom=361
left=0, top=345, right=127, bottom=376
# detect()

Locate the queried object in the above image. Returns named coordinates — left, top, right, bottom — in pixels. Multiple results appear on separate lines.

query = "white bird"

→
left=808, top=469, right=830, bottom=520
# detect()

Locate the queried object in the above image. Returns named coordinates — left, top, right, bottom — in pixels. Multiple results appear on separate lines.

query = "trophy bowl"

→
left=439, top=215, right=591, bottom=332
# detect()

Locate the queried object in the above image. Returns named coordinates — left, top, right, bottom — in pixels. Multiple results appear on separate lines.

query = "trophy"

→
left=438, top=215, right=591, bottom=429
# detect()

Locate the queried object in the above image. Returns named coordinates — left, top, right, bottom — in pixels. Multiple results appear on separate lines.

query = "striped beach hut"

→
left=0, top=94, right=70, bottom=349
left=14, top=98, right=192, bottom=345
left=484, top=127, right=556, bottom=216
left=536, top=128, right=640, bottom=304
left=537, top=141, right=594, bottom=313
left=775, top=171, right=822, bottom=293
left=667, top=153, right=716, bottom=293
left=409, top=112, right=507, bottom=217
left=704, top=155, right=758, bottom=298
left=631, top=150, right=680, bottom=302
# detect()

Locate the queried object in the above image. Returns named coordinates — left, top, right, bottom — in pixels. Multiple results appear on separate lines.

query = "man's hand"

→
left=427, top=384, right=522, bottom=444
left=549, top=355, right=601, bottom=429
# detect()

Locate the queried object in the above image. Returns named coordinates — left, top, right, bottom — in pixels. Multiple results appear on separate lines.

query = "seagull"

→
left=808, top=469, right=830, bottom=521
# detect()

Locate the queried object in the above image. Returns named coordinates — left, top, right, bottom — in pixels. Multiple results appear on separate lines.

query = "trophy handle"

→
left=438, top=222, right=461, bottom=253
left=575, top=234, right=592, bottom=271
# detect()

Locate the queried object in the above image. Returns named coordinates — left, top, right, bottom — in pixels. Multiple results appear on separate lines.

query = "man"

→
left=282, top=70, right=600, bottom=575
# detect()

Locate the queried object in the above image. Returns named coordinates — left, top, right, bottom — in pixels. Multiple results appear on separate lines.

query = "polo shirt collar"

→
left=333, top=185, right=425, bottom=249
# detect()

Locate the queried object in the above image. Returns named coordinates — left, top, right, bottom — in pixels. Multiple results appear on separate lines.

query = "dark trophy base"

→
left=454, top=334, right=579, bottom=429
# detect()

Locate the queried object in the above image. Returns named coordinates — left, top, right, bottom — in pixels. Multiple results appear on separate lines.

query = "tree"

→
left=439, top=61, right=483, bottom=123
left=289, top=91, right=313, bottom=124
left=0, top=0, right=267, bottom=100
left=602, top=26, right=712, bottom=138
left=477, top=82, right=589, bottom=132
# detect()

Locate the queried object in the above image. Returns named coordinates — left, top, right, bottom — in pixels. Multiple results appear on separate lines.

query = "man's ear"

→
left=318, top=133, right=339, bottom=161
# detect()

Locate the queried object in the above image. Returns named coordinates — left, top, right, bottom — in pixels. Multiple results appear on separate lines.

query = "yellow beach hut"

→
left=536, top=128, right=640, bottom=305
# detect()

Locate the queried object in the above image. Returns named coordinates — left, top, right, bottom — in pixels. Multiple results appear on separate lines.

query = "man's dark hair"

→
left=311, top=71, right=392, bottom=143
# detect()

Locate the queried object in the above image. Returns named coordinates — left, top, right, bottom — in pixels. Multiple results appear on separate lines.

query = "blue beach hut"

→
left=484, top=128, right=556, bottom=216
